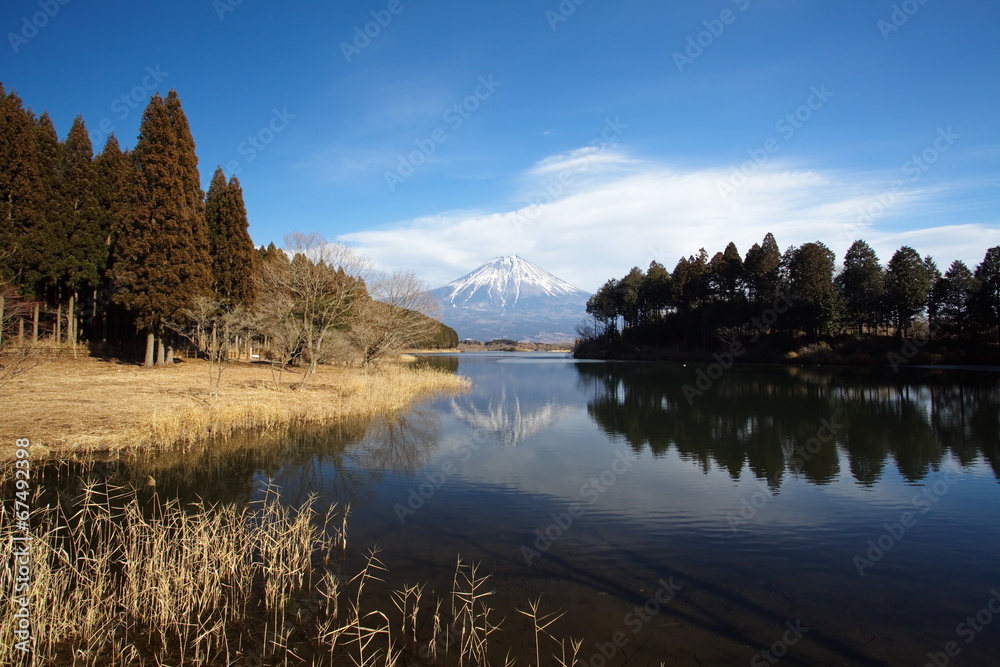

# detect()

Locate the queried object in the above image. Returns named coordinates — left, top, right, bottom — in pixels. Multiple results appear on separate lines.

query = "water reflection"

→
left=577, top=362, right=1000, bottom=486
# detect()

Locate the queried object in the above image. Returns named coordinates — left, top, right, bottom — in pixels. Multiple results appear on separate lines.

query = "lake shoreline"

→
left=573, top=334, right=1000, bottom=369
left=0, top=356, right=470, bottom=460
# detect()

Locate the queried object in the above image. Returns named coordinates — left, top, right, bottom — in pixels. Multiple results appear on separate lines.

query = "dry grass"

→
left=0, top=357, right=470, bottom=457
left=0, top=479, right=580, bottom=666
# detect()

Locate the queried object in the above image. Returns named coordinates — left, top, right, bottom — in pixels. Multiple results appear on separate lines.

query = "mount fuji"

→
left=429, top=256, right=591, bottom=343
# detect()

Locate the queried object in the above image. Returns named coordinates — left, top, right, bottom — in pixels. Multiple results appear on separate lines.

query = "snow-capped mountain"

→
left=430, top=256, right=590, bottom=342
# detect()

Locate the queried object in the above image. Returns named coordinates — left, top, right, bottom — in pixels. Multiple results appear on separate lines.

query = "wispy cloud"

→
left=339, top=149, right=996, bottom=291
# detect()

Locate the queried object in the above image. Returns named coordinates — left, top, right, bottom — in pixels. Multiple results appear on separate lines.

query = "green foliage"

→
left=0, top=84, right=44, bottom=285
left=971, top=246, right=1000, bottom=343
left=885, top=246, right=933, bottom=336
left=205, top=167, right=257, bottom=307
left=836, top=240, right=884, bottom=334
left=112, top=92, right=213, bottom=331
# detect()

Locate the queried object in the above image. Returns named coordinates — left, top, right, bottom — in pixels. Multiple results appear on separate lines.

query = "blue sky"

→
left=2, top=0, right=998, bottom=292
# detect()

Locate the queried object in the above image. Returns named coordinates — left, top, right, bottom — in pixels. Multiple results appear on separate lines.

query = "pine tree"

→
left=205, top=167, right=257, bottom=307
left=787, top=242, right=838, bottom=339
left=24, top=111, right=68, bottom=304
left=932, top=260, right=978, bottom=340
left=0, top=85, right=44, bottom=286
left=836, top=240, right=884, bottom=334
left=95, top=134, right=138, bottom=345
left=744, top=232, right=782, bottom=306
left=112, top=92, right=212, bottom=366
left=885, top=246, right=933, bottom=337
left=60, top=116, right=105, bottom=343
left=971, top=246, right=1000, bottom=344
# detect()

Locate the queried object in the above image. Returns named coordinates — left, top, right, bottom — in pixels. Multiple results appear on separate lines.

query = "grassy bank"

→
left=0, top=357, right=470, bottom=457
left=0, top=480, right=581, bottom=667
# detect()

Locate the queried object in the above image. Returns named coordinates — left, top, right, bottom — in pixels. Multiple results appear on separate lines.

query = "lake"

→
left=42, top=353, right=1000, bottom=665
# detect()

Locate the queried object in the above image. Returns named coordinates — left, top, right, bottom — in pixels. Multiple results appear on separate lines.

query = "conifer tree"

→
left=932, top=260, right=978, bottom=340
left=60, top=116, right=104, bottom=342
left=205, top=167, right=257, bottom=307
left=744, top=232, right=782, bottom=306
left=0, top=85, right=44, bottom=286
left=836, top=240, right=884, bottom=334
left=885, top=246, right=933, bottom=337
left=786, top=242, right=838, bottom=338
left=24, top=111, right=67, bottom=303
left=971, top=246, right=1000, bottom=343
left=112, top=92, right=212, bottom=366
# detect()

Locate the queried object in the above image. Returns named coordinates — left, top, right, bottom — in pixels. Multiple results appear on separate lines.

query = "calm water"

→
left=47, top=354, right=1000, bottom=665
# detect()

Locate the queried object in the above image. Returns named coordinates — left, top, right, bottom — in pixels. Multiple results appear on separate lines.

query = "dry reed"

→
left=0, top=478, right=589, bottom=666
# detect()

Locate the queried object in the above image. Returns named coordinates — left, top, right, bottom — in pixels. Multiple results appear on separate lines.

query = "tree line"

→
left=0, top=84, right=455, bottom=382
left=581, top=232, right=1000, bottom=353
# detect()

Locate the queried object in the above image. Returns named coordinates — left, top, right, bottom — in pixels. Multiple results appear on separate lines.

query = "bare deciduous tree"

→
left=349, top=270, right=440, bottom=365
left=256, top=233, right=367, bottom=389
left=166, top=296, right=254, bottom=396
left=0, top=279, right=38, bottom=388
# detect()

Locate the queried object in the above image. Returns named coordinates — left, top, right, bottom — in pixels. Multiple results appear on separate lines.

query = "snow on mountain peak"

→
left=438, top=256, right=586, bottom=310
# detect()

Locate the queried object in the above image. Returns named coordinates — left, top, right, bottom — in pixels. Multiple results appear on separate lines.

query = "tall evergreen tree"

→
left=111, top=92, right=212, bottom=366
left=25, top=111, right=67, bottom=302
left=787, top=242, right=838, bottom=338
left=885, top=246, right=933, bottom=337
left=932, top=260, right=978, bottom=340
left=205, top=167, right=257, bottom=307
left=672, top=249, right=710, bottom=313
left=615, top=267, right=644, bottom=330
left=95, top=134, right=138, bottom=344
left=640, top=260, right=672, bottom=322
left=836, top=240, right=884, bottom=334
left=744, top=232, right=782, bottom=305
left=61, top=116, right=105, bottom=341
left=971, top=246, right=1000, bottom=343
left=0, top=85, right=44, bottom=285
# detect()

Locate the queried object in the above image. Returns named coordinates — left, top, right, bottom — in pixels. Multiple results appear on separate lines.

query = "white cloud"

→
left=338, top=149, right=996, bottom=292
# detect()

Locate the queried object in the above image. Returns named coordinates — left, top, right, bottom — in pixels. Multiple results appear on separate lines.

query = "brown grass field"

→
left=0, top=356, right=470, bottom=458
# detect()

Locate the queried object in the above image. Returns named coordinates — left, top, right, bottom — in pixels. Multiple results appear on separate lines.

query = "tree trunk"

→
left=0, top=294, right=4, bottom=348
left=32, top=303, right=39, bottom=342
left=68, top=293, right=77, bottom=358
left=166, top=345, right=174, bottom=365
left=18, top=316, right=24, bottom=340
left=144, top=331, right=155, bottom=367
left=156, top=335, right=166, bottom=366
left=55, top=301, right=62, bottom=343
